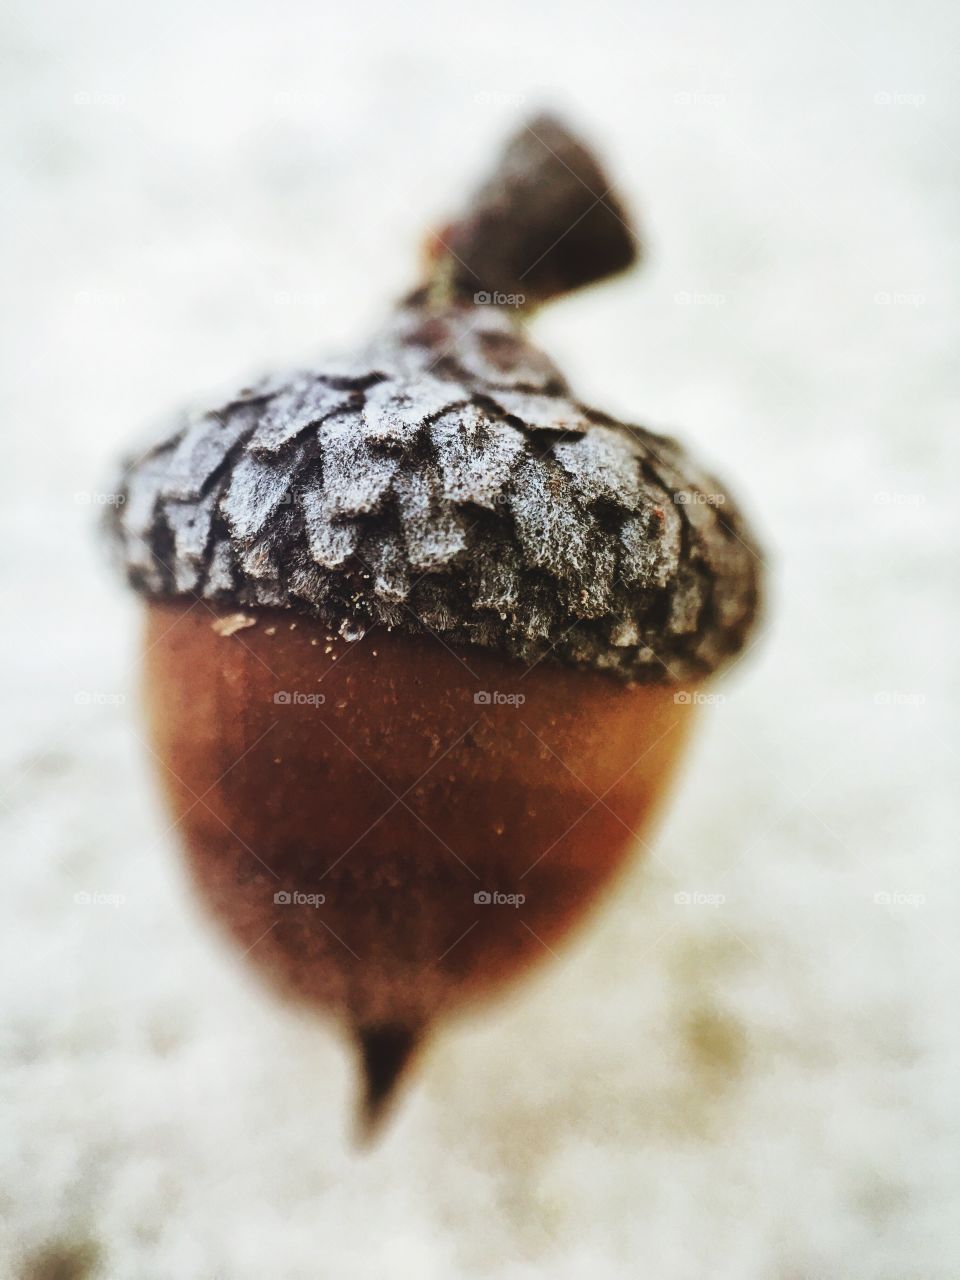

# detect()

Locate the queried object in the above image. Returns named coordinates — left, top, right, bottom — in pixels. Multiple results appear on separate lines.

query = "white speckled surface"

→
left=2, top=1, right=958, bottom=1277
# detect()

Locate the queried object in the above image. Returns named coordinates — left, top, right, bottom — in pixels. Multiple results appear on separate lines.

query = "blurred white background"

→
left=2, top=1, right=958, bottom=1277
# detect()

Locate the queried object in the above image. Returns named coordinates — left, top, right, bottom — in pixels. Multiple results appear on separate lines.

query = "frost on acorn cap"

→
left=109, top=115, right=761, bottom=683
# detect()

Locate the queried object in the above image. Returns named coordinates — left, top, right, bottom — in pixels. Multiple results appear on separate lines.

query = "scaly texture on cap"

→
left=108, top=117, right=761, bottom=683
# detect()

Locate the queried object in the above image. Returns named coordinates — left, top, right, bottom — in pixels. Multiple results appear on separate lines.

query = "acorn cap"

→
left=109, top=116, right=761, bottom=683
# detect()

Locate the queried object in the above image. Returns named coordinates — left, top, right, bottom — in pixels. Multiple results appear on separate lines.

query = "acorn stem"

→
left=436, top=113, right=639, bottom=309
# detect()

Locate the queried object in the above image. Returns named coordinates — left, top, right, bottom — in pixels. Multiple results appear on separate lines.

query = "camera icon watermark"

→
left=874, top=890, right=925, bottom=908
left=474, top=890, right=525, bottom=907
left=673, top=290, right=725, bottom=307
left=674, top=490, right=725, bottom=506
left=874, top=90, right=926, bottom=108
left=873, top=491, right=925, bottom=506
left=74, top=490, right=125, bottom=506
left=474, top=89, right=526, bottom=107
left=273, top=691, right=326, bottom=707
left=873, top=290, right=925, bottom=307
left=474, top=290, right=525, bottom=308
left=673, top=690, right=725, bottom=706
left=674, top=890, right=725, bottom=907
left=474, top=690, right=525, bottom=706
left=73, top=90, right=125, bottom=109
left=273, top=290, right=325, bottom=307
left=873, top=691, right=925, bottom=707
left=74, top=890, right=126, bottom=908
left=74, top=691, right=125, bottom=706
left=674, top=91, right=726, bottom=107
left=274, top=890, right=325, bottom=907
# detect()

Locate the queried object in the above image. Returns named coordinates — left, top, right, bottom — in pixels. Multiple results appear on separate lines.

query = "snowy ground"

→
left=2, top=1, right=958, bottom=1276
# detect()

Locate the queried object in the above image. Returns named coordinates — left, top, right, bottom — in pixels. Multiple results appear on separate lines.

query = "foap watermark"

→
left=274, top=90, right=328, bottom=109
left=874, top=890, right=925, bottom=909
left=273, top=691, right=326, bottom=707
left=274, top=890, right=325, bottom=907
left=675, top=490, right=725, bottom=506
left=873, top=491, right=925, bottom=506
left=74, top=490, right=125, bottom=506
left=277, top=482, right=310, bottom=507
left=674, top=890, right=726, bottom=907
left=74, top=890, right=126, bottom=907
left=474, top=290, right=525, bottom=308
left=474, top=890, right=525, bottom=907
left=674, top=91, right=727, bottom=107
left=273, top=289, right=326, bottom=307
left=674, top=690, right=725, bottom=706
left=74, top=691, right=125, bottom=706
left=874, top=290, right=925, bottom=307
left=73, top=90, right=125, bottom=109
left=74, top=289, right=127, bottom=308
left=474, top=690, right=525, bottom=706
left=874, top=691, right=926, bottom=707
left=874, top=90, right=926, bottom=108
left=674, top=290, right=725, bottom=308
left=474, top=89, right=526, bottom=107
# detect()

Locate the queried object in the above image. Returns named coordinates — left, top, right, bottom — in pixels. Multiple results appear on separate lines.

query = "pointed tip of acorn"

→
left=352, top=1022, right=422, bottom=1146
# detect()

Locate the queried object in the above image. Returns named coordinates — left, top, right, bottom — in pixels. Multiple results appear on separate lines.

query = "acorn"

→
left=109, top=115, right=762, bottom=1137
